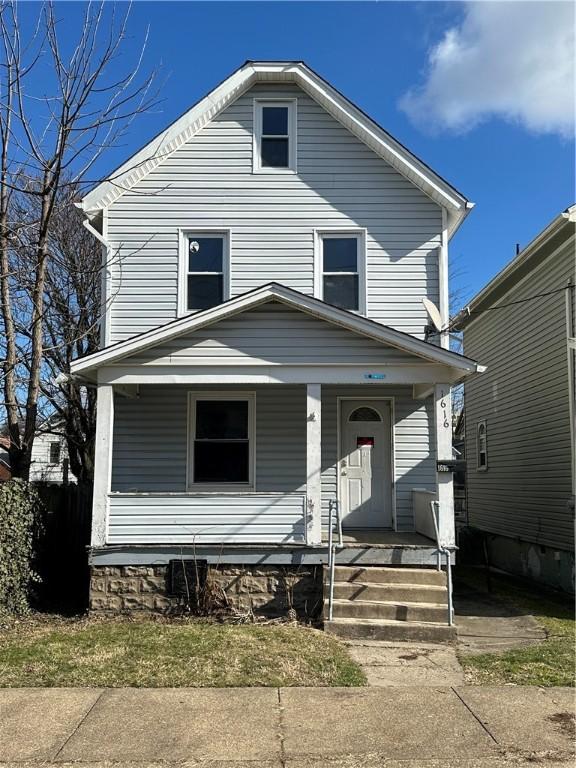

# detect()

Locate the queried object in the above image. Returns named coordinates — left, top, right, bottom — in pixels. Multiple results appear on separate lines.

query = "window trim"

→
left=178, top=229, right=231, bottom=316
left=186, top=392, right=256, bottom=491
left=476, top=420, right=488, bottom=471
left=253, top=99, right=297, bottom=174
left=313, top=229, right=367, bottom=315
left=48, top=441, right=61, bottom=465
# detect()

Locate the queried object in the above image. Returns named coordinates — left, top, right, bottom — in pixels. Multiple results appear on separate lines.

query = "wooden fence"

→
left=35, top=483, right=92, bottom=612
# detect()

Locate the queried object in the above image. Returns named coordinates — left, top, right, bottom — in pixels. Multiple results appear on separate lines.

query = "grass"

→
left=457, top=569, right=575, bottom=687
left=0, top=614, right=366, bottom=688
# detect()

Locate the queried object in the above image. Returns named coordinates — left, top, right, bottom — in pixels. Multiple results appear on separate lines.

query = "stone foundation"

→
left=90, top=564, right=324, bottom=619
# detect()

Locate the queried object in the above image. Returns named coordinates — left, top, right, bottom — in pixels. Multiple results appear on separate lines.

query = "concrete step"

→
left=331, top=581, right=448, bottom=604
left=330, top=566, right=446, bottom=586
left=326, top=598, right=448, bottom=623
left=324, top=617, right=456, bottom=644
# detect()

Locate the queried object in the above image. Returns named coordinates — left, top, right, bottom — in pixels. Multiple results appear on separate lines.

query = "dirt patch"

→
left=547, top=712, right=576, bottom=739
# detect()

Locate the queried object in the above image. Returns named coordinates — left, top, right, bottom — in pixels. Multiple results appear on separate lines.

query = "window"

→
left=188, top=393, right=255, bottom=487
left=476, top=421, right=488, bottom=471
left=49, top=442, right=61, bottom=465
left=316, top=232, right=366, bottom=313
left=349, top=407, right=381, bottom=422
left=179, top=232, right=229, bottom=314
left=254, top=100, right=296, bottom=172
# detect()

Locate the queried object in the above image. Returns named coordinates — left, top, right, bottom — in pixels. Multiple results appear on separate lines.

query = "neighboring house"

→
left=0, top=437, right=11, bottom=482
left=29, top=427, right=72, bottom=484
left=71, top=61, right=482, bottom=638
left=455, top=206, right=575, bottom=592
left=452, top=409, right=467, bottom=523
left=0, top=423, right=73, bottom=484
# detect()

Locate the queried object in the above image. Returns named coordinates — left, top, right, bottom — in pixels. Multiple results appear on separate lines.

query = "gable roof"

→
left=79, top=60, right=473, bottom=237
left=70, top=283, right=481, bottom=375
left=454, top=204, right=576, bottom=330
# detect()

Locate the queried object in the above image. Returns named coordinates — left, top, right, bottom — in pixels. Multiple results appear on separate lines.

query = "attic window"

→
left=254, top=100, right=296, bottom=172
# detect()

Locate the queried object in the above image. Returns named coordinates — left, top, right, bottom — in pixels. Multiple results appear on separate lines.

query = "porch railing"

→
left=327, top=498, right=343, bottom=621
left=429, top=500, right=455, bottom=627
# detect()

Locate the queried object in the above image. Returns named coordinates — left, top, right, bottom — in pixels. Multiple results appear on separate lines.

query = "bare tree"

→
left=0, top=0, right=156, bottom=478
left=14, top=182, right=100, bottom=482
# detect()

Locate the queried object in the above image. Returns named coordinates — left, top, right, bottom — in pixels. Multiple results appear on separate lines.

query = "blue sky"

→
left=20, top=1, right=575, bottom=306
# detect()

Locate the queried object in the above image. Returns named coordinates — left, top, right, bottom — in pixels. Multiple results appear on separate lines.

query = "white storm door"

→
left=339, top=400, right=392, bottom=528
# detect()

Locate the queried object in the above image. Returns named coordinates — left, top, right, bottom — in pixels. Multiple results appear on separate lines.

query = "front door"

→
left=339, top=400, right=392, bottom=528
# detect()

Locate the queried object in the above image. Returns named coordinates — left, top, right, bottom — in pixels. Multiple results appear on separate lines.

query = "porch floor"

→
left=325, top=529, right=435, bottom=549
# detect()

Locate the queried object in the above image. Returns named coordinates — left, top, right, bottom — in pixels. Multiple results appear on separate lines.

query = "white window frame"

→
left=253, top=99, right=297, bottom=174
left=187, top=392, right=256, bottom=491
left=313, top=229, right=367, bottom=315
left=476, top=420, right=488, bottom=471
left=48, top=441, right=61, bottom=465
left=178, top=229, right=231, bottom=317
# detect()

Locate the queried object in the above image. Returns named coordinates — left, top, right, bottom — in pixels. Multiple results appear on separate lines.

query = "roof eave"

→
left=70, top=283, right=481, bottom=376
left=453, top=204, right=576, bottom=330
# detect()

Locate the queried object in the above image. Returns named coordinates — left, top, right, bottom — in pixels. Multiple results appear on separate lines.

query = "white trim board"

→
left=71, top=283, right=482, bottom=375
left=186, top=391, right=256, bottom=491
left=79, top=61, right=471, bottom=236
left=177, top=228, right=232, bottom=317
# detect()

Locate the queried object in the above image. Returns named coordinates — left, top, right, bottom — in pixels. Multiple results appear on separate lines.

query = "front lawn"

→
left=0, top=615, right=366, bottom=688
left=458, top=570, right=575, bottom=687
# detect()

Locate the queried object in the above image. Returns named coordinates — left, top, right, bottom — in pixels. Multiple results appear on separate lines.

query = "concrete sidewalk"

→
left=0, top=686, right=574, bottom=767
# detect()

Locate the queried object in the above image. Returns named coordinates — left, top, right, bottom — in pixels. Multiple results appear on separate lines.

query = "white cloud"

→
left=400, top=1, right=575, bottom=138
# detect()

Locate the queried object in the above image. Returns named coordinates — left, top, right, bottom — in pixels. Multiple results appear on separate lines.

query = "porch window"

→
left=317, top=232, right=366, bottom=313
left=188, top=393, right=255, bottom=487
left=253, top=100, right=297, bottom=172
left=476, top=420, right=488, bottom=471
left=179, top=232, right=229, bottom=315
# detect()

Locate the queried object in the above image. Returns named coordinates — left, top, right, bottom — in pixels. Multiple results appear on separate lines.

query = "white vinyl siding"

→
left=107, top=493, right=307, bottom=544
left=464, top=237, right=574, bottom=551
left=122, top=302, right=422, bottom=367
left=106, top=83, right=442, bottom=343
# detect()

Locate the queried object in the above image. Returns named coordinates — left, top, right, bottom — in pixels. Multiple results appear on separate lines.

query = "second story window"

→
left=179, top=231, right=229, bottom=314
left=317, top=232, right=366, bottom=313
left=254, top=100, right=296, bottom=172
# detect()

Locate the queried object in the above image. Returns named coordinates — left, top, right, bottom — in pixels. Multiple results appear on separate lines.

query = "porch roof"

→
left=71, top=284, right=482, bottom=379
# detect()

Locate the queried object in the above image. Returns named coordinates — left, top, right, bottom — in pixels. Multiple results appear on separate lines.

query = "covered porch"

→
left=90, top=379, right=458, bottom=565
left=73, top=284, right=481, bottom=564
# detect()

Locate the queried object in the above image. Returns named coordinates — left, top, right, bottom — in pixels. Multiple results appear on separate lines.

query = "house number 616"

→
left=440, top=391, right=449, bottom=428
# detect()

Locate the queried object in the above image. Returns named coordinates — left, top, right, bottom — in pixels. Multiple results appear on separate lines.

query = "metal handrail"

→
left=327, top=499, right=343, bottom=621
left=429, top=500, right=455, bottom=627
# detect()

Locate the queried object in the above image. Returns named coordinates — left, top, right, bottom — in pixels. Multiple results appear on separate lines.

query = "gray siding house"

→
left=72, top=61, right=482, bottom=639
left=456, top=206, right=575, bottom=592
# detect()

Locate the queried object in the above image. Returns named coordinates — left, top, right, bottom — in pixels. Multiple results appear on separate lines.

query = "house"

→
left=0, top=423, right=73, bottom=484
left=454, top=205, right=575, bottom=592
left=29, top=427, right=72, bottom=484
left=0, top=437, right=11, bottom=482
left=71, top=61, right=483, bottom=639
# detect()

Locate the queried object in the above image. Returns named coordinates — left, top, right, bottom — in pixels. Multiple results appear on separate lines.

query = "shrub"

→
left=0, top=479, right=44, bottom=615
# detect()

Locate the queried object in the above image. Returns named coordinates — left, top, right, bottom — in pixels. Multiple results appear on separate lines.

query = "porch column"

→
left=306, top=383, right=322, bottom=545
left=91, top=384, right=114, bottom=548
left=434, top=383, right=455, bottom=548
